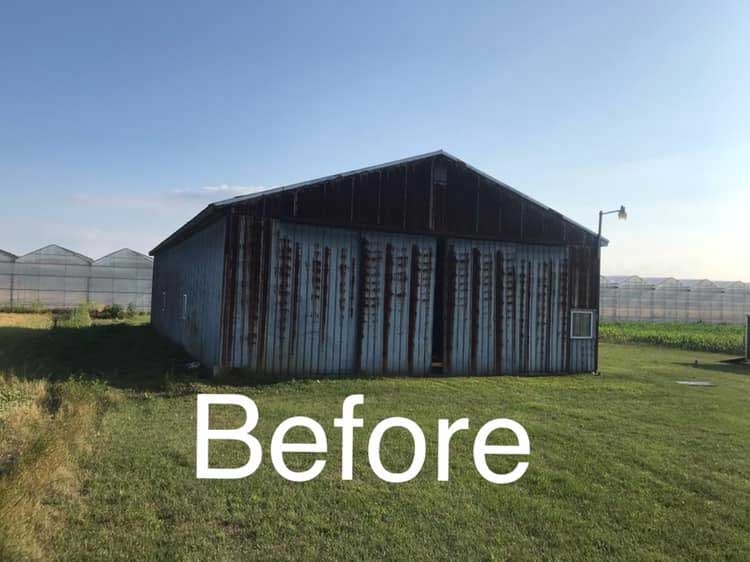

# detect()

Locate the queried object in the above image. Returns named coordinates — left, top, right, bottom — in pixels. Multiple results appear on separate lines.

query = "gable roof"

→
left=16, top=244, right=93, bottom=265
left=93, top=248, right=153, bottom=266
left=152, top=150, right=607, bottom=255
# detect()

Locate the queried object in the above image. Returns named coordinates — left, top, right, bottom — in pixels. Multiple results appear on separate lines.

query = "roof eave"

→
left=149, top=204, right=219, bottom=256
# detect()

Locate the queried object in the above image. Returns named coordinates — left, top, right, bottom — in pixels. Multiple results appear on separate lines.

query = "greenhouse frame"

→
left=0, top=245, right=153, bottom=312
left=600, top=276, right=750, bottom=324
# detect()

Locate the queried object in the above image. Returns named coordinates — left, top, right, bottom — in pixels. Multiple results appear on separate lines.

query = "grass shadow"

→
left=0, top=323, right=197, bottom=391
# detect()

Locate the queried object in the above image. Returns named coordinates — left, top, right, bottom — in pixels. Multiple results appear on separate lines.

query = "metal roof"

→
left=151, top=150, right=608, bottom=255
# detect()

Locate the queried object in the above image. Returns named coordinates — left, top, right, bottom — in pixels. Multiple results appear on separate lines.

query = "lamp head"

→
left=617, top=205, right=627, bottom=220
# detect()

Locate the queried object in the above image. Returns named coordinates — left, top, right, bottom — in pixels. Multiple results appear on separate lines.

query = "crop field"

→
left=600, top=321, right=746, bottom=355
left=1, top=313, right=749, bottom=561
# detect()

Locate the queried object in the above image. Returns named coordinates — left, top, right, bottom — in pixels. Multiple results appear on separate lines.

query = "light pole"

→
left=598, top=205, right=627, bottom=240
left=595, top=205, right=627, bottom=373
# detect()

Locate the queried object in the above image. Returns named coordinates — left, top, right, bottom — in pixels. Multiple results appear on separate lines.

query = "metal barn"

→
left=150, top=151, right=604, bottom=376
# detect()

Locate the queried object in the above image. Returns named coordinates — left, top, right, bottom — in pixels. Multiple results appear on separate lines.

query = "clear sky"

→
left=1, top=1, right=748, bottom=279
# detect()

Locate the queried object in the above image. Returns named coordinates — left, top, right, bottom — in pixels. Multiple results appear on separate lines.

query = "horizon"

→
left=1, top=1, right=748, bottom=280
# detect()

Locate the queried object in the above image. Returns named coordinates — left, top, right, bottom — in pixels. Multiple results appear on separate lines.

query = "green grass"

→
left=1, top=316, right=749, bottom=561
left=600, top=321, right=746, bottom=355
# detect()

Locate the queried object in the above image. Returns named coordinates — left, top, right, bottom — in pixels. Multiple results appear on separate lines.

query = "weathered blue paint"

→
left=153, top=219, right=597, bottom=376
left=151, top=216, right=226, bottom=367
left=359, top=231, right=436, bottom=376
left=445, top=240, right=595, bottom=374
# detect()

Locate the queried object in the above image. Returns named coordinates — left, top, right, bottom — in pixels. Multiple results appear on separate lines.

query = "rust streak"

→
left=320, top=246, right=331, bottom=344
left=469, top=247, right=480, bottom=374
left=494, top=251, right=504, bottom=375
left=444, top=244, right=457, bottom=373
left=407, top=244, right=419, bottom=375
left=289, top=242, right=301, bottom=355
left=382, top=243, right=393, bottom=373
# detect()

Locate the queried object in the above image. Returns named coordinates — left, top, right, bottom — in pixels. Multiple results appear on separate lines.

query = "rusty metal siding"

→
left=219, top=222, right=596, bottom=376
left=444, top=240, right=593, bottom=374
left=222, top=219, right=436, bottom=377
left=223, top=214, right=270, bottom=370
left=445, top=239, right=503, bottom=375
left=151, top=216, right=226, bottom=366
left=359, top=231, right=436, bottom=376
left=263, top=221, right=360, bottom=377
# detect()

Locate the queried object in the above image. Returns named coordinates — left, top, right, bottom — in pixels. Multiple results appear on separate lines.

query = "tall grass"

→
left=600, top=321, right=745, bottom=355
left=57, top=304, right=92, bottom=329
left=0, top=374, right=112, bottom=561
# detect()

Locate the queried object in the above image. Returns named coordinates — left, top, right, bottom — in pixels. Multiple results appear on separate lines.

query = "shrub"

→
left=125, top=303, right=137, bottom=318
left=101, top=304, right=124, bottom=319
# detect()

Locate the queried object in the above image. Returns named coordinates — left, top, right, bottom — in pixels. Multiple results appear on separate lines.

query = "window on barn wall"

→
left=570, top=310, right=594, bottom=339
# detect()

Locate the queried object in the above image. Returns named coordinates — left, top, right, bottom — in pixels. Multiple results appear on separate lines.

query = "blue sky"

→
left=1, top=1, right=748, bottom=279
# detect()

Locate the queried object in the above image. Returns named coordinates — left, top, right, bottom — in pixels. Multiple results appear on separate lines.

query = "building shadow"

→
left=673, top=361, right=750, bottom=377
left=0, top=323, right=198, bottom=391
left=1, top=321, right=595, bottom=392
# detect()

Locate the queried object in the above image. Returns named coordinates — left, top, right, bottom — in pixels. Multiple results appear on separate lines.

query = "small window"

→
left=571, top=310, right=594, bottom=339
left=181, top=293, right=188, bottom=320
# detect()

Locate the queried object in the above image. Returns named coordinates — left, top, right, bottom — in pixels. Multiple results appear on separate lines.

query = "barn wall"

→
left=358, top=231, right=436, bottom=375
left=263, top=221, right=360, bottom=376
left=218, top=217, right=597, bottom=376
left=151, top=216, right=226, bottom=366
left=444, top=241, right=596, bottom=375
left=221, top=218, right=436, bottom=376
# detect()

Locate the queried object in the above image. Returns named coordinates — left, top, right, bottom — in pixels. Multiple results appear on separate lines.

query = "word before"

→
left=196, top=394, right=530, bottom=484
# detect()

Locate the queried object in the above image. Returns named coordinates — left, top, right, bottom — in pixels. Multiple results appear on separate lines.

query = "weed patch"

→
left=0, top=375, right=113, bottom=561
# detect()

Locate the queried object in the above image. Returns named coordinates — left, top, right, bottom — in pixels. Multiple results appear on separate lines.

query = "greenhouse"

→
left=0, top=245, right=153, bottom=312
left=600, top=275, right=750, bottom=324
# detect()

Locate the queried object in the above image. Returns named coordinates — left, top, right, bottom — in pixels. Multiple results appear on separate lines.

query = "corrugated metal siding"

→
left=264, top=221, right=360, bottom=377
left=359, top=231, right=436, bottom=376
left=151, top=217, right=226, bottom=366
left=445, top=240, right=574, bottom=375
left=223, top=215, right=270, bottom=370
left=444, top=241, right=598, bottom=374
left=218, top=217, right=597, bottom=375
left=567, top=245, right=599, bottom=372
left=223, top=219, right=436, bottom=377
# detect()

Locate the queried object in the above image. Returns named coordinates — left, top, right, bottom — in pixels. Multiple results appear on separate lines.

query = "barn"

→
left=150, top=151, right=604, bottom=377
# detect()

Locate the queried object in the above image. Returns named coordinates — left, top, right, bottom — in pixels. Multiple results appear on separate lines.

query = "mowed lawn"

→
left=1, top=315, right=749, bottom=561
